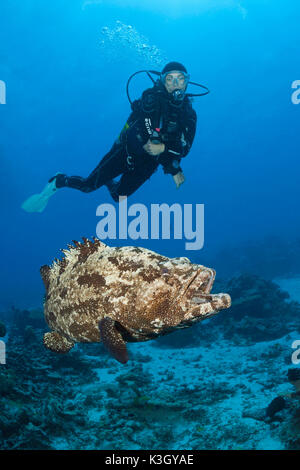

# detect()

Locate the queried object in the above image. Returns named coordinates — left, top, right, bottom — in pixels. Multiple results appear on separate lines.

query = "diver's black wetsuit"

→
left=56, top=81, right=197, bottom=201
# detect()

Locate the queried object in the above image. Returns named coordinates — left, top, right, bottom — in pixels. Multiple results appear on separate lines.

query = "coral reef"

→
left=0, top=320, right=6, bottom=337
left=212, top=274, right=300, bottom=344
left=266, top=396, right=286, bottom=418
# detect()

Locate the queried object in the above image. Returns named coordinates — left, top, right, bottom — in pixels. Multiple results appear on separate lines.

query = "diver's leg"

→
left=110, top=159, right=159, bottom=202
left=85, top=144, right=128, bottom=191
left=106, top=178, right=121, bottom=202
left=51, top=143, right=128, bottom=193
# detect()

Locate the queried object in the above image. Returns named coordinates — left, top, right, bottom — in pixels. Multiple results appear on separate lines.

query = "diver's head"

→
left=161, top=62, right=190, bottom=99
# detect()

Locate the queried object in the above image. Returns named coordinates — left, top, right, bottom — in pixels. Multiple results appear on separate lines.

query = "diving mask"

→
left=161, top=71, right=190, bottom=88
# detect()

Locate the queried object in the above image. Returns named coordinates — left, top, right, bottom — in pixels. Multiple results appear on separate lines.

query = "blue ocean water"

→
left=0, top=0, right=300, bottom=451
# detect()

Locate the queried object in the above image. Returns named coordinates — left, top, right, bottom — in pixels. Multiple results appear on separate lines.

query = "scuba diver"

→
left=22, top=61, right=209, bottom=212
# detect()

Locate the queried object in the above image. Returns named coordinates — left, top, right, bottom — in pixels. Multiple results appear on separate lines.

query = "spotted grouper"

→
left=41, top=237, right=231, bottom=364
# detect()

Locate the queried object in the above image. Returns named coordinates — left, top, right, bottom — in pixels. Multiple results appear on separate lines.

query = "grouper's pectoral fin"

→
left=99, top=317, right=129, bottom=364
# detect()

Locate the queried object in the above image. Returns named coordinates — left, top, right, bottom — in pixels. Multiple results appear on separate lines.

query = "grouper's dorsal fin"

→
left=72, top=237, right=107, bottom=250
left=99, top=317, right=129, bottom=364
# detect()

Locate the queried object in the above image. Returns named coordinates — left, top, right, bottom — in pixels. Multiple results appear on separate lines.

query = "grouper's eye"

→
left=162, top=268, right=169, bottom=276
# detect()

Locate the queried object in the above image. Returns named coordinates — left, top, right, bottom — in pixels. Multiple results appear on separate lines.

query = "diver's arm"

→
left=159, top=156, right=183, bottom=176
left=124, top=103, right=154, bottom=158
left=158, top=107, right=197, bottom=175
left=158, top=138, right=184, bottom=175
left=180, top=107, right=197, bottom=157
left=165, top=106, right=197, bottom=159
left=126, top=87, right=167, bottom=157
left=125, top=120, right=149, bottom=157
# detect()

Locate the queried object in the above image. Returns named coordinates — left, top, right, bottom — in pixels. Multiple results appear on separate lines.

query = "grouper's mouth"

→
left=185, top=268, right=215, bottom=297
left=171, top=268, right=216, bottom=309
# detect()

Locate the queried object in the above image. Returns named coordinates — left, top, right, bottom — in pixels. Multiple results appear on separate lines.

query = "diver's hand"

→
left=143, top=139, right=165, bottom=156
left=173, top=171, right=185, bottom=189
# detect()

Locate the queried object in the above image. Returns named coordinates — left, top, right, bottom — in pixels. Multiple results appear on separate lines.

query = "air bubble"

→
left=99, top=20, right=168, bottom=67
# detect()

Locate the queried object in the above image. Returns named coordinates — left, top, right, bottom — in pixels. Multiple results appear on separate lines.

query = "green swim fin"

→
left=21, top=178, right=58, bottom=213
